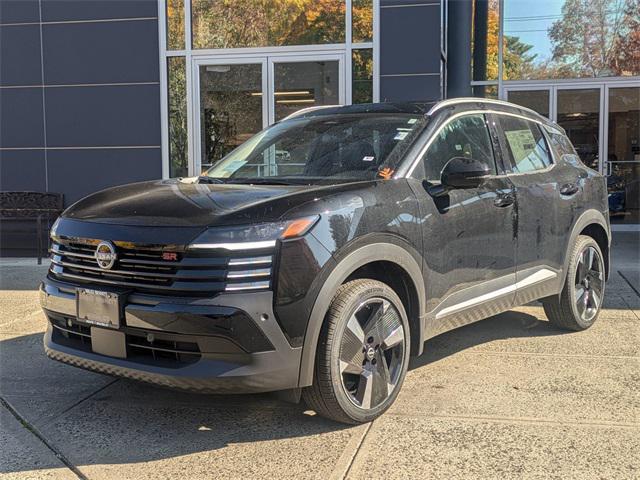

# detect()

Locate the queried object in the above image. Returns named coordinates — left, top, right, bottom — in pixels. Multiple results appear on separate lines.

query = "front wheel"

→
left=302, top=279, right=410, bottom=424
left=543, top=235, right=605, bottom=331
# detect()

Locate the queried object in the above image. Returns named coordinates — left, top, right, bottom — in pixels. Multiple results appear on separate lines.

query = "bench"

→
left=0, top=192, right=64, bottom=264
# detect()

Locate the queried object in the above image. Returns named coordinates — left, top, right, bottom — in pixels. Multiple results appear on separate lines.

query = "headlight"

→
left=50, top=217, right=61, bottom=239
left=189, top=216, right=319, bottom=251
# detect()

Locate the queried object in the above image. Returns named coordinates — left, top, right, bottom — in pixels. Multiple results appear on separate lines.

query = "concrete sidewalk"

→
left=1, top=233, right=638, bottom=479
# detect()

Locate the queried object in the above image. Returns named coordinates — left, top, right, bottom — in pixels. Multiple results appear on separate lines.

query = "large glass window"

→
left=352, top=0, right=374, bottom=43
left=168, top=57, right=188, bottom=177
left=273, top=61, right=340, bottom=122
left=352, top=49, right=373, bottom=104
left=166, top=0, right=185, bottom=50
left=191, top=0, right=346, bottom=49
left=162, top=0, right=376, bottom=179
left=506, top=89, right=550, bottom=118
left=472, top=0, right=499, bottom=82
left=422, top=114, right=496, bottom=182
left=503, top=0, right=640, bottom=80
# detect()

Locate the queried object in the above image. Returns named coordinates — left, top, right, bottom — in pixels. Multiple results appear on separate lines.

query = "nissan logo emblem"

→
left=95, top=241, right=117, bottom=270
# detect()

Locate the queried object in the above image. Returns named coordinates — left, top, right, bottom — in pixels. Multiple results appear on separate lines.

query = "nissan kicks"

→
left=41, top=98, right=610, bottom=424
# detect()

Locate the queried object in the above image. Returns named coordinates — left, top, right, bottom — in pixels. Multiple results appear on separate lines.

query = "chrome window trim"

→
left=403, top=108, right=561, bottom=178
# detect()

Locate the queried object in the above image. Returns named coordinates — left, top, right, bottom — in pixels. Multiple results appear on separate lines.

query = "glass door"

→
left=195, top=58, right=268, bottom=173
left=605, top=85, right=640, bottom=225
left=555, top=87, right=603, bottom=172
left=194, top=53, right=344, bottom=173
left=269, top=55, right=343, bottom=123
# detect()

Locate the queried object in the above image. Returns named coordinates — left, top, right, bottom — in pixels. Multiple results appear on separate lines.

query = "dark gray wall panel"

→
left=44, top=84, right=161, bottom=147
left=380, top=74, right=441, bottom=102
left=41, top=0, right=157, bottom=22
left=380, top=4, right=441, bottom=75
left=0, top=150, right=47, bottom=191
left=0, top=88, right=44, bottom=147
left=42, top=19, right=159, bottom=84
left=47, top=148, right=161, bottom=204
left=0, top=24, right=42, bottom=86
left=0, top=0, right=40, bottom=24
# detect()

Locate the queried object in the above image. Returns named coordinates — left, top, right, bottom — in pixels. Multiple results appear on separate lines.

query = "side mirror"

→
left=440, top=156, right=491, bottom=190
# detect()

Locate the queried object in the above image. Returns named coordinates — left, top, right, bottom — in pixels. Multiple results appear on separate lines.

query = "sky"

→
left=503, top=0, right=564, bottom=64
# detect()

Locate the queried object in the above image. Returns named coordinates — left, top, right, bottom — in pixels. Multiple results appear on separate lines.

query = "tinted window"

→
left=421, top=114, right=496, bottom=183
left=497, top=116, right=552, bottom=173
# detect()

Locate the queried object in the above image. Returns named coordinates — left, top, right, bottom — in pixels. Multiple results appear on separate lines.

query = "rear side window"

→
left=546, top=129, right=582, bottom=166
left=421, top=113, right=496, bottom=183
left=497, top=115, right=552, bottom=173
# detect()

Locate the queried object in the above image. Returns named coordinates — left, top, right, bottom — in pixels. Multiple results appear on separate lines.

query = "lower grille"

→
left=49, top=313, right=201, bottom=368
left=126, top=331, right=201, bottom=367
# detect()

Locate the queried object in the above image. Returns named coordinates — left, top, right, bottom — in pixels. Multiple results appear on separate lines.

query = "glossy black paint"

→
left=43, top=100, right=610, bottom=394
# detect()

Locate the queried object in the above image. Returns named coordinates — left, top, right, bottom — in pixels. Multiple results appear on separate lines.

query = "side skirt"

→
left=423, top=267, right=559, bottom=341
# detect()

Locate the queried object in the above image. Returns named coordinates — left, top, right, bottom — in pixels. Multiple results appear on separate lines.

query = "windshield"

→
left=204, top=113, right=426, bottom=183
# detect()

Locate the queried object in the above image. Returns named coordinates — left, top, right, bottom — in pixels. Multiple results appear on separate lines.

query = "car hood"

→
left=62, top=178, right=360, bottom=227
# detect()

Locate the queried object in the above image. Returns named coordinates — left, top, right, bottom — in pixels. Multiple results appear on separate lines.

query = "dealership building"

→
left=0, top=0, right=638, bottom=252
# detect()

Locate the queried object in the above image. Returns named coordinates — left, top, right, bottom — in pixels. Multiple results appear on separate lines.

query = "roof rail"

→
left=428, top=97, right=543, bottom=119
left=281, top=105, right=341, bottom=121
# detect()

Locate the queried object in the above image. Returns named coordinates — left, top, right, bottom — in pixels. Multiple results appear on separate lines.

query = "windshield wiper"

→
left=196, top=176, right=226, bottom=184
left=226, top=178, right=307, bottom=186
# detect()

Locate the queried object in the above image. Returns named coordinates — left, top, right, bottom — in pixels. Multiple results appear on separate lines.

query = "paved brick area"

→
left=1, top=233, right=638, bottom=479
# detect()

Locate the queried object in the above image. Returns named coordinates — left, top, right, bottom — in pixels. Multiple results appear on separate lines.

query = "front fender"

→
left=297, top=239, right=426, bottom=388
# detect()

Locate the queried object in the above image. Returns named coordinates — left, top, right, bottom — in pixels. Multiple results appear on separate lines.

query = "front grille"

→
left=49, top=313, right=202, bottom=368
left=48, top=237, right=274, bottom=296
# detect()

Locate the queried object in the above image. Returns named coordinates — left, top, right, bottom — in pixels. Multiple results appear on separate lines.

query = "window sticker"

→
left=504, top=129, right=536, bottom=161
left=394, top=131, right=408, bottom=140
left=362, top=156, right=375, bottom=162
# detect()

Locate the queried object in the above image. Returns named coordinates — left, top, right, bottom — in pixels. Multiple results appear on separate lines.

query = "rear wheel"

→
left=543, top=235, right=605, bottom=331
left=302, top=279, right=410, bottom=424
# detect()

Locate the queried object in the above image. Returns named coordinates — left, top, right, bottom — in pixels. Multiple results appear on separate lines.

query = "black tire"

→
left=302, top=279, right=411, bottom=424
left=543, top=235, right=605, bottom=331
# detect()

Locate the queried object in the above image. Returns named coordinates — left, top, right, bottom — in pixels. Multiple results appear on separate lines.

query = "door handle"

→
left=494, top=192, right=515, bottom=207
left=560, top=183, right=579, bottom=196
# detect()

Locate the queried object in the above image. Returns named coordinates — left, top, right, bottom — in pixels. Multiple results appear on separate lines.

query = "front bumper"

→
left=40, top=278, right=302, bottom=393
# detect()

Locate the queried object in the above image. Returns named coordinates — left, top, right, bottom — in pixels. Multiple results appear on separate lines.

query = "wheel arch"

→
left=563, top=210, right=611, bottom=285
left=297, top=241, right=426, bottom=388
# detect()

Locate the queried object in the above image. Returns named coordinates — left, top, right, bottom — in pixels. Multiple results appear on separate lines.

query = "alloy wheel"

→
left=338, top=298, right=405, bottom=410
left=574, top=245, right=604, bottom=322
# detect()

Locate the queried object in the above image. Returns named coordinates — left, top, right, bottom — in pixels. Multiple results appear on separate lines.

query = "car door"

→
left=408, top=112, right=518, bottom=337
left=490, top=113, right=569, bottom=304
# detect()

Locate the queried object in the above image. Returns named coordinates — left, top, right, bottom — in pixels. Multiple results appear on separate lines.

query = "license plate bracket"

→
left=77, top=288, right=122, bottom=329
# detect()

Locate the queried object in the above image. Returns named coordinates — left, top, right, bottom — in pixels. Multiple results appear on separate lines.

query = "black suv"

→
left=41, top=99, right=610, bottom=424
